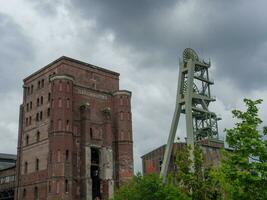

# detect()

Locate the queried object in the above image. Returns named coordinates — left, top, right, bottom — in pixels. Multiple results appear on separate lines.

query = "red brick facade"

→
left=15, top=57, right=134, bottom=200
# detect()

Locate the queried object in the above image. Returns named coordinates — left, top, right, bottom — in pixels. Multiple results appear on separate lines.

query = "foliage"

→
left=217, top=99, right=267, bottom=200
left=112, top=173, right=190, bottom=200
left=175, top=144, right=222, bottom=200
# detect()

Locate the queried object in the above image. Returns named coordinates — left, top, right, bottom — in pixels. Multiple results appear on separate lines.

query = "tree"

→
left=217, top=99, right=267, bottom=199
left=175, top=144, right=222, bottom=200
left=112, top=173, right=190, bottom=200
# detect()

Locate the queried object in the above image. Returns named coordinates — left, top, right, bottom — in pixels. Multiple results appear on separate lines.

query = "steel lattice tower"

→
left=160, top=48, right=221, bottom=181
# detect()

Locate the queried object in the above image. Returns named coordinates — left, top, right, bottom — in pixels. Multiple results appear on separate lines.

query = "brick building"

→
left=15, top=56, right=134, bottom=200
left=142, top=139, right=224, bottom=175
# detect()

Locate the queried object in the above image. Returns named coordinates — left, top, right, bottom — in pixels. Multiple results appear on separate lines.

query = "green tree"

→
left=112, top=173, right=190, bottom=200
left=175, top=144, right=221, bottom=200
left=218, top=99, right=267, bottom=200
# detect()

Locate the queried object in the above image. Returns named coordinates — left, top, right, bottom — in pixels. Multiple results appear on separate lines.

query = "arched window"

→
left=30, top=101, right=32, bottom=110
left=57, top=150, right=61, bottom=162
left=90, top=128, right=93, bottom=139
left=65, top=150, right=69, bottom=161
left=65, top=179, right=69, bottom=193
left=59, top=81, right=63, bottom=91
left=58, top=98, right=62, bottom=108
left=48, top=181, right=51, bottom=193
left=58, top=119, right=62, bottom=130
left=35, top=158, right=39, bottom=171
left=26, top=135, right=29, bottom=145
left=56, top=181, right=60, bottom=194
left=41, top=79, right=44, bottom=88
left=41, top=96, right=43, bottom=105
left=66, top=120, right=70, bottom=131
left=37, top=98, right=40, bottom=107
left=66, top=82, right=70, bottom=92
left=36, top=131, right=40, bottom=142
left=48, top=93, right=51, bottom=102
left=23, top=188, right=26, bottom=198
left=47, top=108, right=50, bottom=117
left=34, top=186, right=38, bottom=200
left=26, top=103, right=29, bottom=112
left=24, top=162, right=28, bottom=174
left=120, top=112, right=123, bottom=120
left=38, top=80, right=41, bottom=89
left=29, top=116, right=32, bottom=125
left=40, top=111, right=43, bottom=121
left=66, top=98, right=70, bottom=108
left=31, top=85, right=34, bottom=94
left=120, top=96, right=123, bottom=105
left=36, top=113, right=39, bottom=122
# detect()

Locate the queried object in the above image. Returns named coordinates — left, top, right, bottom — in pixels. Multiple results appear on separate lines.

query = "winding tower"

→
left=160, top=48, right=221, bottom=181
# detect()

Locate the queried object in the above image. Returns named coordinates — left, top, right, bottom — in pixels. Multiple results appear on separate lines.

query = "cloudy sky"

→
left=0, top=0, right=267, bottom=172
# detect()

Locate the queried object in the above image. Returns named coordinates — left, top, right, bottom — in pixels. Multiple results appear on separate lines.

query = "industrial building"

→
left=14, top=56, right=134, bottom=200
left=0, top=154, right=16, bottom=200
left=142, top=139, right=224, bottom=175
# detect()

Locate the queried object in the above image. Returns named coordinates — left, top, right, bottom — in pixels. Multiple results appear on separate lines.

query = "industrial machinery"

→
left=160, top=48, right=221, bottom=182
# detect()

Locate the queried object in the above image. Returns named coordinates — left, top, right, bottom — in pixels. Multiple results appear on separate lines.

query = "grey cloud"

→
left=70, top=0, right=267, bottom=91
left=0, top=13, right=35, bottom=93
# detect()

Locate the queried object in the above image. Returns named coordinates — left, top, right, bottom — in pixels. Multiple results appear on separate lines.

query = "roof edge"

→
left=24, top=56, right=120, bottom=82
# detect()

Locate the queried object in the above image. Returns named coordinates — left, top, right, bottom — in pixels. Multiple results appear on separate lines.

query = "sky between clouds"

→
left=0, top=0, right=267, bottom=172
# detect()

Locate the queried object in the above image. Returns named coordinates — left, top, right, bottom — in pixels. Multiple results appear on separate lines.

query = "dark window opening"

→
left=36, top=131, right=40, bottom=142
left=66, top=150, right=69, bottom=161
left=26, top=135, right=29, bottom=145
left=40, top=111, right=43, bottom=121
left=41, top=96, right=43, bottom=105
left=36, top=113, right=39, bottom=122
left=29, top=116, right=32, bottom=125
left=91, top=148, right=100, bottom=165
left=35, top=158, right=39, bottom=171
left=41, top=79, right=44, bottom=88
left=23, top=188, right=26, bottom=198
left=65, top=179, right=69, bottom=193
left=31, top=85, right=33, bottom=94
left=30, top=101, right=32, bottom=110
left=48, top=93, right=51, bottom=102
left=48, top=181, right=51, bottom=193
left=34, top=186, right=38, bottom=200
left=37, top=98, right=40, bottom=107
left=90, top=128, right=93, bottom=139
left=91, top=165, right=100, bottom=199
left=47, top=108, right=50, bottom=117
left=26, top=103, right=29, bottom=112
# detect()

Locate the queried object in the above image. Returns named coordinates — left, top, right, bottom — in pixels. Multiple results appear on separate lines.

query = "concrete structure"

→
left=142, top=139, right=224, bottom=175
left=15, top=56, right=134, bottom=200
left=0, top=154, right=16, bottom=200
left=161, top=48, right=223, bottom=181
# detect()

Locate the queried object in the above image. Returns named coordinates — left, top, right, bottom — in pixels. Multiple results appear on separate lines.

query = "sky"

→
left=0, top=0, right=267, bottom=173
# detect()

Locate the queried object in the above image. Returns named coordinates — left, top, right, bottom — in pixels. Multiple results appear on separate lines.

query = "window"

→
left=26, top=103, right=29, bottom=112
left=31, top=85, right=33, bottom=94
left=37, top=98, right=40, bottom=107
left=35, top=158, right=39, bottom=171
left=27, top=87, right=30, bottom=95
left=30, top=101, right=32, bottom=110
left=59, top=81, right=63, bottom=91
left=40, top=111, right=43, bottom=121
left=66, top=150, right=69, bottom=161
left=57, top=150, right=61, bottom=162
left=41, top=79, right=44, bottom=88
left=66, top=98, right=70, bottom=108
left=66, top=120, right=69, bottom=131
left=66, top=82, right=70, bottom=92
left=90, top=128, right=93, bottom=139
left=26, top=135, right=29, bottom=145
left=36, top=131, right=40, bottom=142
left=34, top=186, right=38, bottom=200
left=58, top=98, right=62, bottom=108
left=58, top=119, right=62, bottom=130
left=24, top=162, right=28, bottom=174
left=56, top=181, right=60, bottom=194
left=29, top=116, right=32, bottom=125
left=120, top=96, right=123, bottom=105
left=48, top=181, right=51, bottom=193
left=38, top=81, right=41, bottom=89
left=65, top=179, right=69, bottom=193
left=41, top=96, right=43, bottom=105
left=48, top=93, right=51, bottom=102
left=47, top=108, right=50, bottom=117
left=26, top=118, right=28, bottom=126
left=36, top=113, right=39, bottom=122
left=23, top=188, right=26, bottom=198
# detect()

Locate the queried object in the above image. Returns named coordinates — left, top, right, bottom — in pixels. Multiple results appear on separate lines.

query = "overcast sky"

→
left=0, top=0, right=267, bottom=172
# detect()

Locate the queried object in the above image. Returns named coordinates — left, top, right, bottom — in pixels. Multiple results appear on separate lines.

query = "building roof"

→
left=24, top=56, right=120, bottom=82
left=0, top=153, right=16, bottom=170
